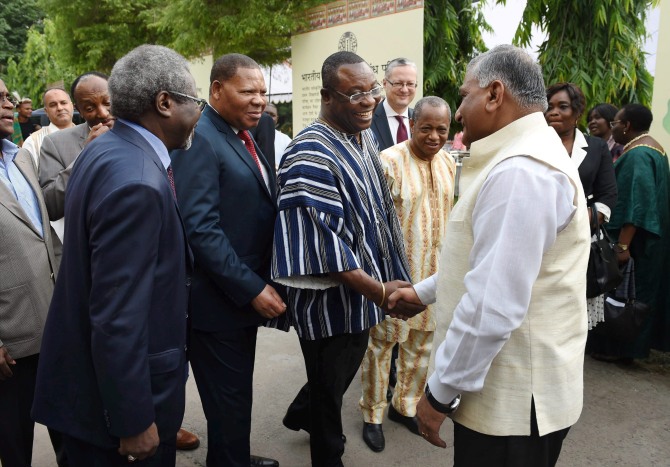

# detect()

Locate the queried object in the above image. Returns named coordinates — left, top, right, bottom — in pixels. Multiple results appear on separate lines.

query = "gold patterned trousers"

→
left=359, top=326, right=433, bottom=423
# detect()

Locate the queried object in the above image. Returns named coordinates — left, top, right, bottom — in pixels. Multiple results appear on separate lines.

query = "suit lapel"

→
left=572, top=132, right=588, bottom=168
left=75, top=124, right=88, bottom=151
left=204, top=108, right=274, bottom=200
left=0, top=153, right=44, bottom=237
left=112, top=121, right=194, bottom=268
left=373, top=103, right=393, bottom=150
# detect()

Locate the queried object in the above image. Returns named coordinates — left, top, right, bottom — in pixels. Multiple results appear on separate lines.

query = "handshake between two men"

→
left=328, top=270, right=426, bottom=320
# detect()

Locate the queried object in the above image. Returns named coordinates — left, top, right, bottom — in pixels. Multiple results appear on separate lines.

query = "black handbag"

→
left=593, top=258, right=652, bottom=342
left=586, top=205, right=623, bottom=298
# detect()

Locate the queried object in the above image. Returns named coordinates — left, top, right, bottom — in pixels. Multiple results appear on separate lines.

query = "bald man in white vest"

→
left=387, top=45, right=590, bottom=467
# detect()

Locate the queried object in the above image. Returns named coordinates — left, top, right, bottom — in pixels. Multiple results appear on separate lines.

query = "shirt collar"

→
left=383, top=99, right=409, bottom=118
left=208, top=104, right=240, bottom=134
left=1, top=138, right=19, bottom=162
left=118, top=118, right=171, bottom=170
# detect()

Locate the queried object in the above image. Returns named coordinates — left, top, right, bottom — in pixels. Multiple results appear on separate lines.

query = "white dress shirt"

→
left=415, top=156, right=576, bottom=404
left=383, top=99, right=410, bottom=146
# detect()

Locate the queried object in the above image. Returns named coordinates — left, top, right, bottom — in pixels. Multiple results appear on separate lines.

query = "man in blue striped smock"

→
left=272, top=51, right=423, bottom=467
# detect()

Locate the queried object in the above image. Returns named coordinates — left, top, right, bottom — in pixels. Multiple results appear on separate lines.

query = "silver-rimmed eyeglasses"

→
left=331, top=85, right=383, bottom=104
left=385, top=80, right=418, bottom=90
left=609, top=120, right=622, bottom=128
left=168, top=91, right=207, bottom=112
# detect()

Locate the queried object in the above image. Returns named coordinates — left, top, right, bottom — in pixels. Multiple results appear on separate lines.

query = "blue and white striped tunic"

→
left=272, top=121, right=411, bottom=340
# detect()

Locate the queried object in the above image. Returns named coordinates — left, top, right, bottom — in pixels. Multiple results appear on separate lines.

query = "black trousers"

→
left=190, top=327, right=258, bottom=467
left=453, top=400, right=570, bottom=467
left=0, top=353, right=67, bottom=467
left=285, top=330, right=370, bottom=467
left=62, top=434, right=176, bottom=467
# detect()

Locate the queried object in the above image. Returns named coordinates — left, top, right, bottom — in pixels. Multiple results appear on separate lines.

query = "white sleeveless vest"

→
left=434, top=112, right=590, bottom=436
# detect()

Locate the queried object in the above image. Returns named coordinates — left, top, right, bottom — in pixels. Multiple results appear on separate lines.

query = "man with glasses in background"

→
left=272, top=51, right=421, bottom=467
left=371, top=58, right=418, bottom=151
left=370, top=58, right=419, bottom=401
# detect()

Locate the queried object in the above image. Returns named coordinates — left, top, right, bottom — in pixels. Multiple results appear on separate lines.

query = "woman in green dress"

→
left=590, top=104, right=670, bottom=361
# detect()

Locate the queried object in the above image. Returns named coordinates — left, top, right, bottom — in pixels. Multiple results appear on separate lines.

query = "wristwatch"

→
left=425, top=385, right=461, bottom=414
left=616, top=243, right=629, bottom=252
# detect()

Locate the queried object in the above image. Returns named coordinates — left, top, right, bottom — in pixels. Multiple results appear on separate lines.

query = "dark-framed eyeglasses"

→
left=609, top=120, right=622, bottom=128
left=331, top=85, right=383, bottom=104
left=0, top=92, right=18, bottom=107
left=168, top=90, right=207, bottom=112
left=385, top=80, right=418, bottom=90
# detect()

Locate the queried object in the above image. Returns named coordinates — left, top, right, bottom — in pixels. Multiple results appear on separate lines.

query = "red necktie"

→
left=238, top=130, right=263, bottom=174
left=167, top=165, right=177, bottom=200
left=395, top=115, right=408, bottom=143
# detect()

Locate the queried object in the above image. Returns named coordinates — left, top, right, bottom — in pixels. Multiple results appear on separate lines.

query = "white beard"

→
left=181, top=131, right=194, bottom=150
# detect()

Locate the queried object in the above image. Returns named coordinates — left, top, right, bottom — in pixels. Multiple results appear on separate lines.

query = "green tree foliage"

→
left=38, top=0, right=324, bottom=72
left=2, top=20, right=77, bottom=104
left=423, top=0, right=490, bottom=133
left=0, top=0, right=45, bottom=73
left=40, top=0, right=163, bottom=73
left=497, top=0, right=659, bottom=114
left=151, top=0, right=325, bottom=66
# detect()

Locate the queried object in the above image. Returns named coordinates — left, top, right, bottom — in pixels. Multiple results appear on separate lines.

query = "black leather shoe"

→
left=362, top=422, right=385, bottom=452
left=283, top=413, right=346, bottom=443
left=250, top=455, right=279, bottom=467
left=388, top=404, right=420, bottom=436
left=282, top=412, right=309, bottom=432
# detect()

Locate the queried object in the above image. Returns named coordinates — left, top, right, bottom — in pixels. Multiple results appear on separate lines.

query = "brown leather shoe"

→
left=176, top=427, right=200, bottom=450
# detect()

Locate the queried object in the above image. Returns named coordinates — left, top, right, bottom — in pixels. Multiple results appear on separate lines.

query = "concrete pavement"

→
left=32, top=327, right=670, bottom=466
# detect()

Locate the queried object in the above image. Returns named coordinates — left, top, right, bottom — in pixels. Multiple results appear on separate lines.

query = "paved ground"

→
left=32, top=328, right=670, bottom=466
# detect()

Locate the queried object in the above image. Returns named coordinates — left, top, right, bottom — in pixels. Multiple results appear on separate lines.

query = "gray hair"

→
left=109, top=45, right=193, bottom=121
left=467, top=45, right=547, bottom=111
left=413, top=96, right=451, bottom=123
left=384, top=58, right=417, bottom=79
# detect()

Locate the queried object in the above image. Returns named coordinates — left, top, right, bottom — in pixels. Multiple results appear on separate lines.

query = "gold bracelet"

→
left=378, top=281, right=386, bottom=308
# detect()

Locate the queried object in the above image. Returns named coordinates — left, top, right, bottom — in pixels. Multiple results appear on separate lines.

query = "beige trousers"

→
left=359, top=327, right=433, bottom=423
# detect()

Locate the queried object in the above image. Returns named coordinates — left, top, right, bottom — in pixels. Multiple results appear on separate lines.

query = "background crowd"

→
left=0, top=40, right=669, bottom=467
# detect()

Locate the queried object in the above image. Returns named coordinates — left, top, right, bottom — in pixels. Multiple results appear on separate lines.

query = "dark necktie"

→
left=167, top=165, right=177, bottom=200
left=395, top=115, right=408, bottom=143
left=238, top=130, right=263, bottom=175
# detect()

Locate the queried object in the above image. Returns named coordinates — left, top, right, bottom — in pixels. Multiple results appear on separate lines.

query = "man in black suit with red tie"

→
left=171, top=53, right=286, bottom=467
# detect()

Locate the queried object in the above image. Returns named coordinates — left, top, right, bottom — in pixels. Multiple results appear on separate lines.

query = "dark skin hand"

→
left=0, top=346, right=16, bottom=380
left=616, top=223, right=636, bottom=264
left=386, top=285, right=428, bottom=319
left=250, top=284, right=287, bottom=319
left=416, top=395, right=448, bottom=448
left=328, top=269, right=423, bottom=317
left=84, top=120, right=115, bottom=146
left=118, top=422, right=159, bottom=461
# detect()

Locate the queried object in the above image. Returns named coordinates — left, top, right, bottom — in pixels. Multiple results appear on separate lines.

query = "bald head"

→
left=43, top=88, right=74, bottom=129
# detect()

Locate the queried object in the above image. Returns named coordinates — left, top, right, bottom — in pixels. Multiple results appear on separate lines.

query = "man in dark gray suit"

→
left=370, top=58, right=418, bottom=151
left=32, top=45, right=200, bottom=466
left=39, top=72, right=113, bottom=228
left=38, top=70, right=201, bottom=452
left=0, top=78, right=61, bottom=466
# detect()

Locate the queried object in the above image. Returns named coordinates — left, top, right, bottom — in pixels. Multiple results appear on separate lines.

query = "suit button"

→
left=185, top=277, right=191, bottom=287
